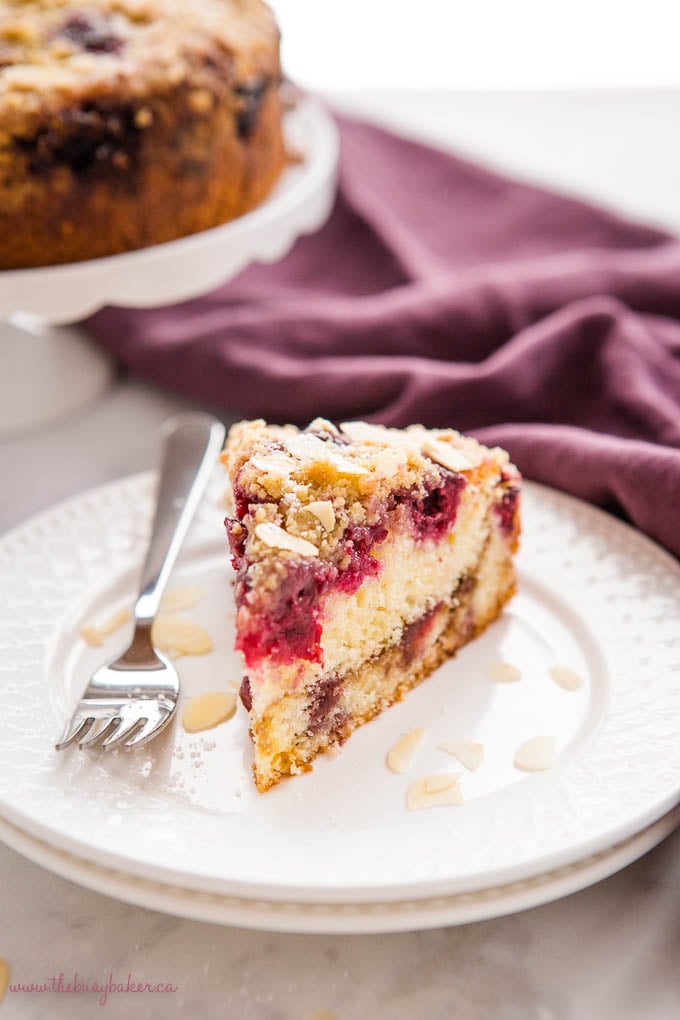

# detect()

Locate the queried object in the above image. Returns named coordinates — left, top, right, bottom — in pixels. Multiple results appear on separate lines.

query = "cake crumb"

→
left=486, top=661, right=522, bottom=683
left=182, top=692, right=237, bottom=734
left=134, top=105, right=153, bottom=128
left=188, top=87, right=213, bottom=113
left=386, top=728, right=426, bottom=774
left=514, top=736, right=555, bottom=772
left=439, top=739, right=484, bottom=772
left=549, top=666, right=584, bottom=691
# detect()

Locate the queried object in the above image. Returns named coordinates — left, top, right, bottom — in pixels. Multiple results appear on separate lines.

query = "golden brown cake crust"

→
left=0, top=0, right=285, bottom=267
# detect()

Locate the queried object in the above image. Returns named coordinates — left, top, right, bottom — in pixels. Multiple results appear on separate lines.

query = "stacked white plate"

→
left=0, top=474, right=678, bottom=933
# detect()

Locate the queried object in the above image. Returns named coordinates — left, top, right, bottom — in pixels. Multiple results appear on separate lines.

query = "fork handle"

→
left=134, top=413, right=226, bottom=626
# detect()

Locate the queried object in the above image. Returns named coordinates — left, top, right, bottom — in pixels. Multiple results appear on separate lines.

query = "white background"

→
left=267, top=1, right=680, bottom=232
left=270, top=0, right=680, bottom=90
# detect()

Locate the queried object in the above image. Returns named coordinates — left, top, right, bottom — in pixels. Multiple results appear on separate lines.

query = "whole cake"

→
left=223, top=418, right=521, bottom=792
left=0, top=0, right=285, bottom=267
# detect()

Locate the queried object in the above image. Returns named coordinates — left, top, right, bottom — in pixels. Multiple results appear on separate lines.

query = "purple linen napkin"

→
left=87, top=114, right=680, bottom=556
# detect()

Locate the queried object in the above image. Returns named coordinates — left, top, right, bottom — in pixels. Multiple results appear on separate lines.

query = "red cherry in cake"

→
left=234, top=79, right=267, bottom=140
left=239, top=676, right=253, bottom=711
left=234, top=560, right=338, bottom=667
left=407, top=471, right=467, bottom=541
left=60, top=13, right=123, bottom=54
left=495, top=486, right=520, bottom=536
left=335, top=523, right=387, bottom=595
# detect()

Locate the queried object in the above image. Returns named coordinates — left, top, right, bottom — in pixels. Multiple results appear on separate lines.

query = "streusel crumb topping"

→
left=222, top=418, right=509, bottom=563
left=0, top=0, right=279, bottom=124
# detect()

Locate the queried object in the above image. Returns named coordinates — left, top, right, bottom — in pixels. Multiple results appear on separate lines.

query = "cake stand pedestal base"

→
left=0, top=316, right=113, bottom=438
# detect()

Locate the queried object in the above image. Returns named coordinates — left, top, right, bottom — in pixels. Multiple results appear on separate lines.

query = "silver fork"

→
left=55, top=412, right=226, bottom=752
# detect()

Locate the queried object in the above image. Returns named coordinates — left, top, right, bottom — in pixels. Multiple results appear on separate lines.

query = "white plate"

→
left=1, top=806, right=677, bottom=934
left=0, top=95, right=339, bottom=323
left=0, top=476, right=678, bottom=904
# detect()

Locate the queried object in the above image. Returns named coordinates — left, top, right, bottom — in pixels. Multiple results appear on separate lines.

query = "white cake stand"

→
left=0, top=96, right=339, bottom=437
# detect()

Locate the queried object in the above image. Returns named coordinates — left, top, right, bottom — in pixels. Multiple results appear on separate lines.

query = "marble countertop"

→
left=1, top=92, right=679, bottom=1019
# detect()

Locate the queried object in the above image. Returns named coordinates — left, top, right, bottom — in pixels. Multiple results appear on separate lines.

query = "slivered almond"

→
left=254, top=522, right=318, bottom=557
left=307, top=417, right=340, bottom=437
left=80, top=626, right=105, bottom=647
left=372, top=448, right=404, bottom=477
left=99, top=608, right=130, bottom=635
left=152, top=615, right=213, bottom=657
left=439, top=739, right=484, bottom=772
left=80, top=607, right=131, bottom=647
left=514, top=736, right=555, bottom=772
left=486, top=661, right=522, bottom=683
left=340, top=421, right=395, bottom=445
left=386, top=728, right=426, bottom=774
left=251, top=453, right=292, bottom=478
left=182, top=691, right=237, bottom=733
left=424, top=773, right=459, bottom=794
left=160, top=586, right=204, bottom=613
left=324, top=453, right=370, bottom=477
left=285, top=434, right=370, bottom=477
left=549, top=666, right=584, bottom=691
left=306, top=500, right=336, bottom=532
left=407, top=774, right=464, bottom=810
left=422, top=439, right=475, bottom=473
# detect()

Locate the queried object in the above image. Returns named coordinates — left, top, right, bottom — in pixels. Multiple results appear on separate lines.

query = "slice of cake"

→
left=222, top=418, right=521, bottom=792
